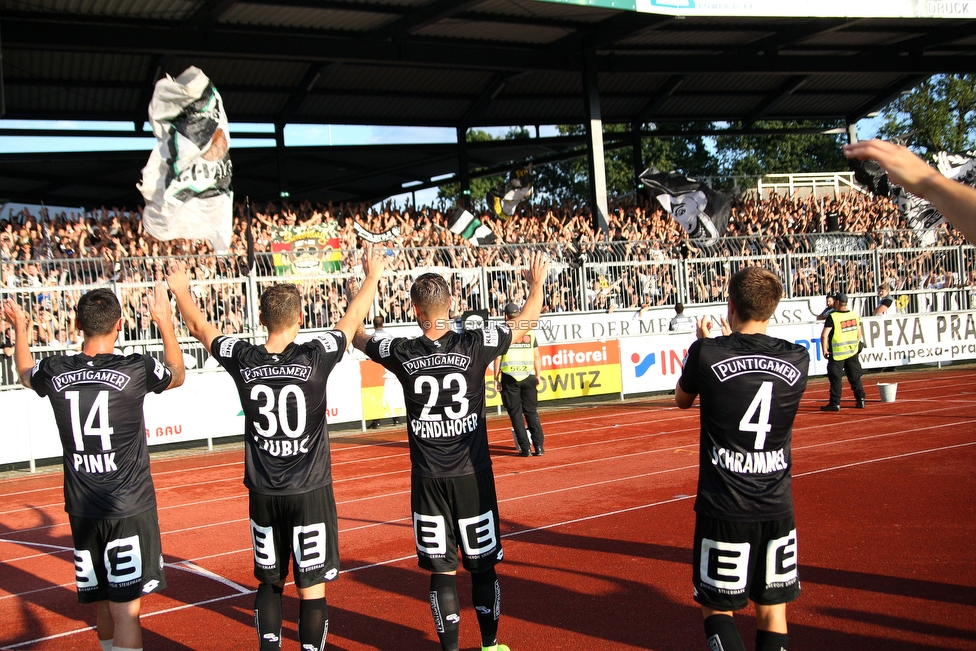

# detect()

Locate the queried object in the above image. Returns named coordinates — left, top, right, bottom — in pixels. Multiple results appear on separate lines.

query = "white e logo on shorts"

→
left=251, top=520, right=277, bottom=568
left=74, top=549, right=98, bottom=590
left=700, top=538, right=750, bottom=591
left=293, top=523, right=326, bottom=569
left=459, top=511, right=497, bottom=557
left=765, top=529, right=798, bottom=588
left=414, top=513, right=447, bottom=555
left=104, top=535, right=142, bottom=586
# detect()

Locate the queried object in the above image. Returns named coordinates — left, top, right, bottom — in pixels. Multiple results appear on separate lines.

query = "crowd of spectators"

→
left=1, top=190, right=973, bottom=367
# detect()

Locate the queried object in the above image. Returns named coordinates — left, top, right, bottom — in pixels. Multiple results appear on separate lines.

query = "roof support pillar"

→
left=275, top=122, right=289, bottom=199
left=583, top=51, right=609, bottom=234
left=846, top=122, right=858, bottom=144
left=631, top=122, right=644, bottom=194
left=457, top=126, right=470, bottom=209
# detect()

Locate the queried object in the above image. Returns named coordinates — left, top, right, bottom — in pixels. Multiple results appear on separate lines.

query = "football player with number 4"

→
left=166, top=246, right=387, bottom=651
left=353, top=251, right=550, bottom=651
left=675, top=267, right=809, bottom=651
left=4, top=288, right=185, bottom=651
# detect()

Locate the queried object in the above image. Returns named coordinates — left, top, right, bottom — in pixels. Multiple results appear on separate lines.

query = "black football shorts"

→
left=411, top=467, right=503, bottom=573
left=249, top=484, right=340, bottom=588
left=69, top=508, right=166, bottom=604
left=692, top=513, right=800, bottom=611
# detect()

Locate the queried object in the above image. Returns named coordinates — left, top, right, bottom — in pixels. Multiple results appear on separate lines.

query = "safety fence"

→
left=2, top=235, right=974, bottom=389
left=3, top=307, right=975, bottom=469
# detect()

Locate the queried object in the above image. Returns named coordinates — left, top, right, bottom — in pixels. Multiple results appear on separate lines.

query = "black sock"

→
left=298, top=597, right=329, bottom=651
left=254, top=583, right=284, bottom=651
left=430, top=574, right=460, bottom=651
left=471, top=568, right=500, bottom=647
left=755, top=629, right=788, bottom=651
left=703, top=614, right=746, bottom=651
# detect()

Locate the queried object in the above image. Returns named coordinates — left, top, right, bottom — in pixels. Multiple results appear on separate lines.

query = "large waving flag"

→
left=487, top=164, right=533, bottom=221
left=639, top=168, right=731, bottom=240
left=138, top=66, right=233, bottom=253
left=449, top=208, right=497, bottom=246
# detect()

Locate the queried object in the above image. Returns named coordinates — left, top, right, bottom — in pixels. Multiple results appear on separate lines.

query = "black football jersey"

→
left=212, top=331, right=346, bottom=495
left=678, top=333, right=809, bottom=521
left=363, top=323, right=512, bottom=478
left=30, top=353, right=172, bottom=518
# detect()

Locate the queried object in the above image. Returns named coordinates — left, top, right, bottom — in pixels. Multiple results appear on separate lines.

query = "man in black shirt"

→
left=4, top=288, right=185, bottom=651
left=353, top=251, right=550, bottom=651
left=675, top=267, right=809, bottom=651
left=167, top=247, right=387, bottom=651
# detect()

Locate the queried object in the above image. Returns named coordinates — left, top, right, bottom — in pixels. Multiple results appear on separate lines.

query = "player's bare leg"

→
left=95, top=601, right=113, bottom=651
left=754, top=603, right=789, bottom=651
left=297, top=583, right=329, bottom=651
left=108, top=598, right=142, bottom=650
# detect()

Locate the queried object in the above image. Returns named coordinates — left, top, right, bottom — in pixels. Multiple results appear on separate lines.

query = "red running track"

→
left=1, top=367, right=975, bottom=650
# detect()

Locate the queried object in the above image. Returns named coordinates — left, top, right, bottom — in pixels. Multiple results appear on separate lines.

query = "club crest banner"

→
left=271, top=222, right=342, bottom=275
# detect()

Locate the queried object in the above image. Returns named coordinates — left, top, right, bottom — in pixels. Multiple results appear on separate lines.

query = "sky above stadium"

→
left=0, top=118, right=881, bottom=213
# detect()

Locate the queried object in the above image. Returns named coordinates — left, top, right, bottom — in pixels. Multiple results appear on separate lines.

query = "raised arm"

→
left=147, top=282, right=185, bottom=390
left=509, top=251, right=550, bottom=342
left=844, top=139, right=976, bottom=243
left=334, top=245, right=388, bottom=345
left=165, top=263, right=222, bottom=353
left=2, top=298, right=35, bottom=389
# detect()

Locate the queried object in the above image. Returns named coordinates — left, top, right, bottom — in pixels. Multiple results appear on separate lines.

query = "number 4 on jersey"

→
left=739, top=381, right=773, bottom=450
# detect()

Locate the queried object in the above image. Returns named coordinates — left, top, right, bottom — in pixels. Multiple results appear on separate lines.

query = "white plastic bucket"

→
left=878, top=383, right=898, bottom=403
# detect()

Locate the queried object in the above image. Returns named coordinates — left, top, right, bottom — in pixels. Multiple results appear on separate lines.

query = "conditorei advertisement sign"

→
left=537, top=340, right=622, bottom=400
left=540, top=0, right=973, bottom=18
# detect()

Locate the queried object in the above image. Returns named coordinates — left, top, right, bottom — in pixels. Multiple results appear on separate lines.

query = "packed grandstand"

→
left=2, top=189, right=975, bottom=388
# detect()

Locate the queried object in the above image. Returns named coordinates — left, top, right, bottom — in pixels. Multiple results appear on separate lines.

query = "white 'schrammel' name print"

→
left=710, top=446, right=788, bottom=475
left=710, top=355, right=802, bottom=386
left=241, top=365, right=312, bottom=383
left=403, top=353, right=471, bottom=374
left=53, top=370, right=131, bottom=393
left=412, top=413, right=480, bottom=439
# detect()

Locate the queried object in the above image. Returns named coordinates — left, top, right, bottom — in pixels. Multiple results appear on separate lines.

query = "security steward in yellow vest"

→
left=819, top=292, right=866, bottom=411
left=493, top=302, right=545, bottom=456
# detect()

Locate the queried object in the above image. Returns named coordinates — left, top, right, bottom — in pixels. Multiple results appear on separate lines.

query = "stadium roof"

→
left=1, top=0, right=975, bottom=206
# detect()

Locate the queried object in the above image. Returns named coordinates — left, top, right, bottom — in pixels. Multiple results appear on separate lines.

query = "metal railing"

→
left=3, top=232, right=974, bottom=389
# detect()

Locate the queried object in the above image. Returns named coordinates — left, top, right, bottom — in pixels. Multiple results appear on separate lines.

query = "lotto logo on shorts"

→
left=251, top=521, right=277, bottom=568
left=459, top=511, right=497, bottom=557
left=414, top=513, right=448, bottom=556
left=700, top=539, right=750, bottom=592
left=765, top=529, right=798, bottom=588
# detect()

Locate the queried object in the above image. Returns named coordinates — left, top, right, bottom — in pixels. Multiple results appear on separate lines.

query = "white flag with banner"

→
left=138, top=66, right=233, bottom=253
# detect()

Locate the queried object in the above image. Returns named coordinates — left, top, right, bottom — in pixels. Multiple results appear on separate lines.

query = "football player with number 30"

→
left=167, top=246, right=387, bottom=651
left=675, top=267, right=809, bottom=651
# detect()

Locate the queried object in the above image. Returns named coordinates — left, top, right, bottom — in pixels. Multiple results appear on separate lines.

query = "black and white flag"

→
left=353, top=221, right=401, bottom=244
left=138, top=66, right=233, bottom=253
left=639, top=168, right=731, bottom=240
left=487, top=164, right=533, bottom=221
left=852, top=149, right=976, bottom=243
left=449, top=208, right=497, bottom=246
